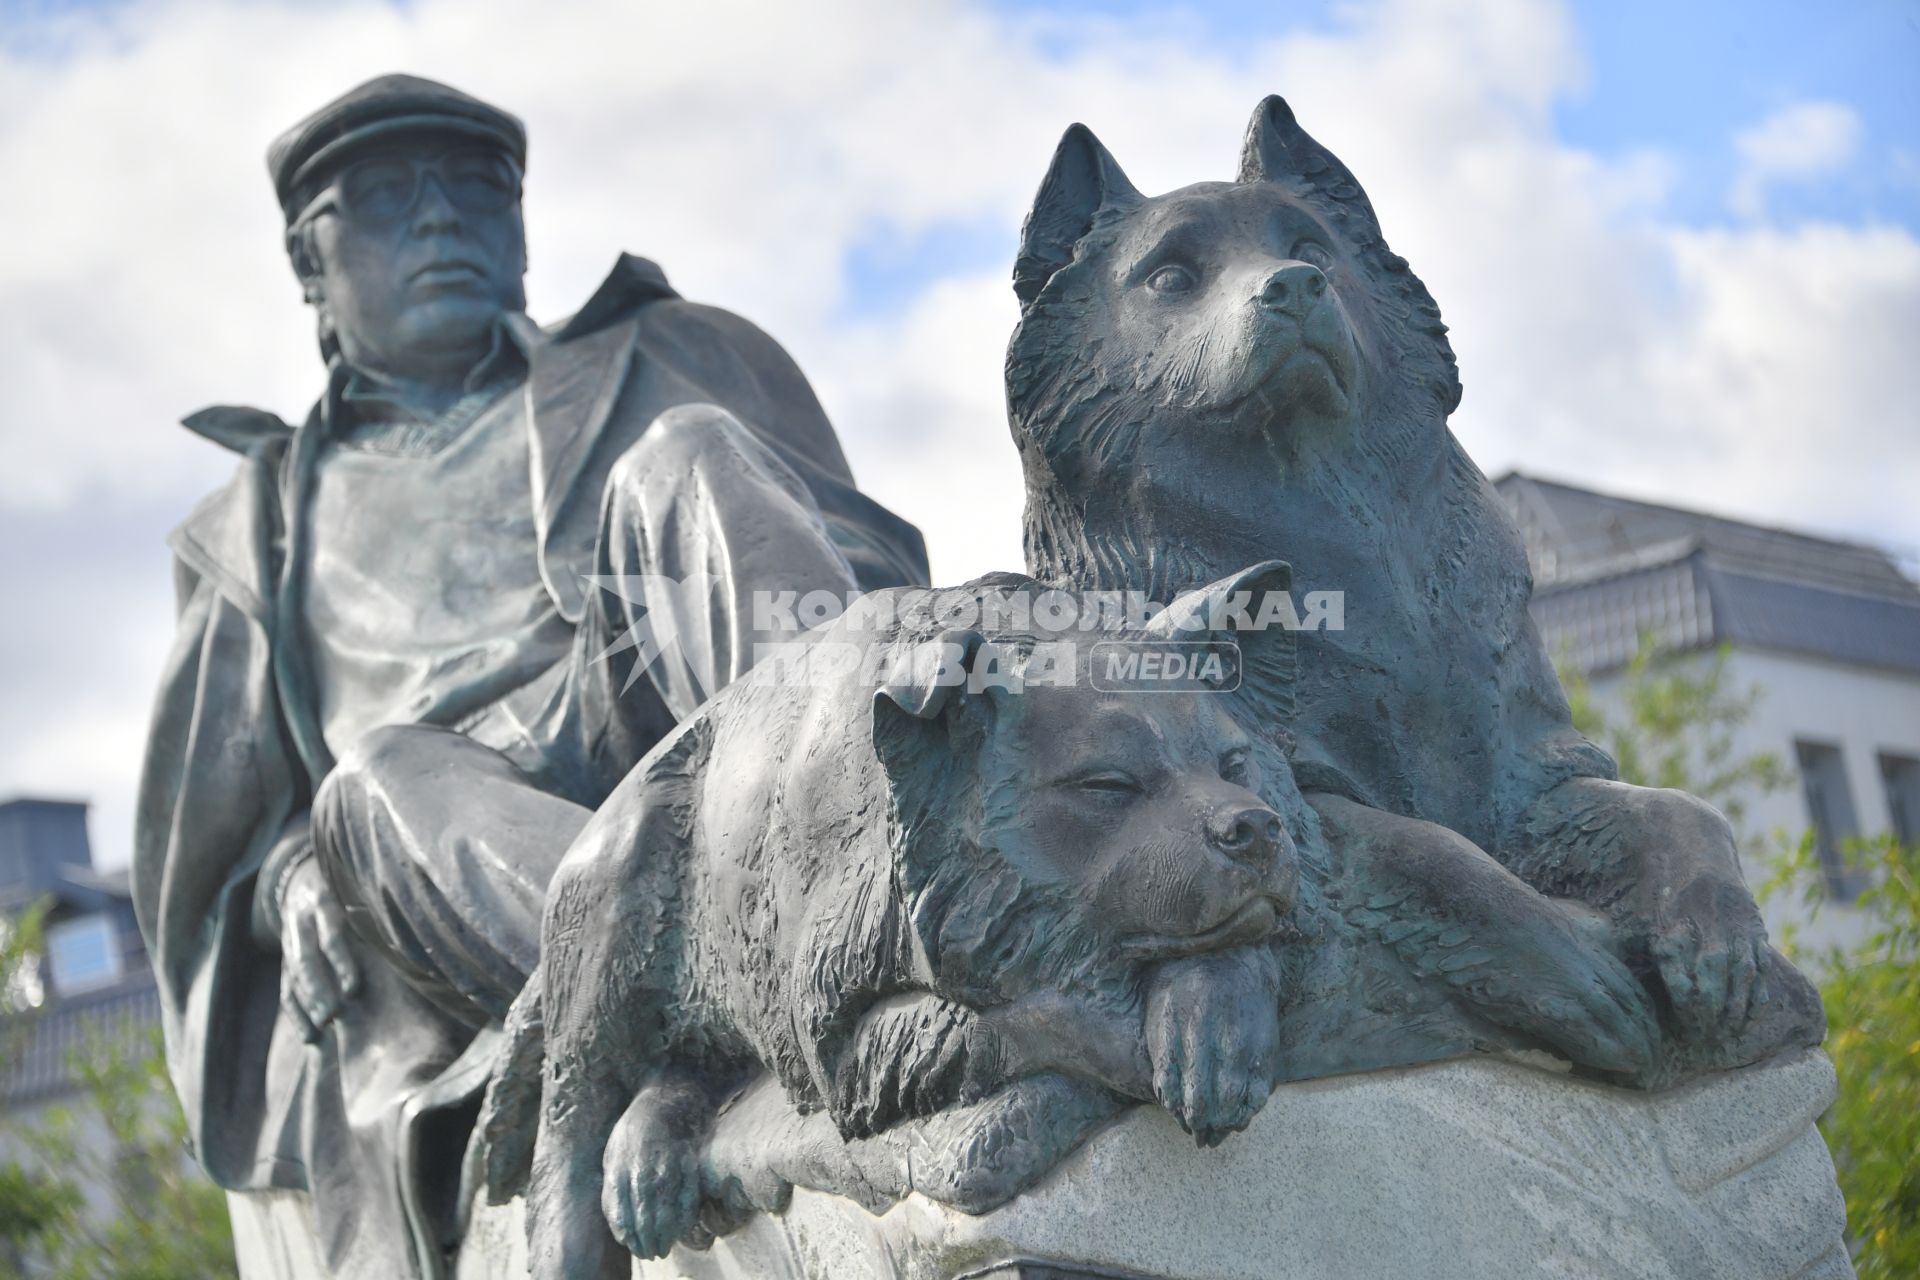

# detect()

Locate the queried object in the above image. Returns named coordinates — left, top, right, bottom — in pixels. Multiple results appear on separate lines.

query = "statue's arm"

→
left=132, top=550, right=305, bottom=1182
left=161, top=483, right=359, bottom=1040
left=150, top=550, right=314, bottom=955
left=135, top=560, right=294, bottom=943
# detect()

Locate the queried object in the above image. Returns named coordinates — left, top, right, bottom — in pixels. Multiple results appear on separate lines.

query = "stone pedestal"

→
left=230, top=1049, right=1854, bottom=1280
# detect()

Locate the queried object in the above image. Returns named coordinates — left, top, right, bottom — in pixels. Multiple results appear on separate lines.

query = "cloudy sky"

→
left=2, top=0, right=1916, bottom=869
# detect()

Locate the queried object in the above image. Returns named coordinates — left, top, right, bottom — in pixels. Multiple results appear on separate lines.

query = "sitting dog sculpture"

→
left=1005, top=95, right=1824, bottom=1060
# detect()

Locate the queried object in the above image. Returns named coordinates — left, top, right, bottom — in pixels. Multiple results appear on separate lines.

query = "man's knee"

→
left=613, top=403, right=741, bottom=482
left=606, top=403, right=811, bottom=510
left=318, top=723, right=446, bottom=808
left=312, top=724, right=467, bottom=884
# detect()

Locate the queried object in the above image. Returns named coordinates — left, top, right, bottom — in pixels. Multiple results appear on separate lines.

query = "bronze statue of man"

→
left=131, top=73, right=926, bottom=1278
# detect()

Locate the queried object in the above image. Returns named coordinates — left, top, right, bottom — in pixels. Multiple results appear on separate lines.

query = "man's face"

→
left=302, top=136, right=528, bottom=383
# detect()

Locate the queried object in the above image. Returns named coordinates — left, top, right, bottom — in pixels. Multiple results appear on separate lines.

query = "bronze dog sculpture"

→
left=1005, top=96, right=1824, bottom=1063
left=481, top=565, right=1684, bottom=1275
left=485, top=572, right=1307, bottom=1275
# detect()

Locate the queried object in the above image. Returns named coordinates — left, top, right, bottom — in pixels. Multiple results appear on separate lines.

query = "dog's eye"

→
left=1146, top=264, right=1196, bottom=294
left=1071, top=771, right=1143, bottom=798
left=1220, top=748, right=1251, bottom=784
left=1291, top=240, right=1334, bottom=271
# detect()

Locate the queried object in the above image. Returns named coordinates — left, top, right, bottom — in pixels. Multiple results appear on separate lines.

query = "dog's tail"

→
left=478, top=971, right=545, bottom=1204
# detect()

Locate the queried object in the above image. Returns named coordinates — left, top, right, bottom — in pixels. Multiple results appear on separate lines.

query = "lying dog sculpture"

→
left=1005, top=95, right=1824, bottom=1059
left=486, top=571, right=1307, bottom=1276
left=480, top=565, right=1673, bottom=1275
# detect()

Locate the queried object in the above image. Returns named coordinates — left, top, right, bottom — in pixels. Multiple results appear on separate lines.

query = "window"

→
left=1881, top=754, right=1920, bottom=848
left=46, top=914, right=122, bottom=995
left=1796, top=741, right=1865, bottom=900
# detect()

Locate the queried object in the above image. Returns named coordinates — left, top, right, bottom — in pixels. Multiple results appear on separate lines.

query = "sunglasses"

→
left=295, top=148, right=521, bottom=228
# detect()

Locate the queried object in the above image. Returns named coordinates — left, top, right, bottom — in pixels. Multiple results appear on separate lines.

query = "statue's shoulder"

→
left=167, top=404, right=300, bottom=616
left=548, top=252, right=681, bottom=342
left=549, top=254, right=804, bottom=375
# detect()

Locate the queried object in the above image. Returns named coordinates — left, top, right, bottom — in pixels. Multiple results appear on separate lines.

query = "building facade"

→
left=1497, top=472, right=1920, bottom=948
left=0, top=797, right=162, bottom=1134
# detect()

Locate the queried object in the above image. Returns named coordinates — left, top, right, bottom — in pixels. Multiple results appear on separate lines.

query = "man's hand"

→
left=279, top=855, right=361, bottom=1041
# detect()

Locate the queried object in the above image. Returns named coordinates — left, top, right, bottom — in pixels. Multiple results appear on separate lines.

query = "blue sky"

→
left=1004, top=0, right=1920, bottom=193
left=7, top=0, right=1918, bottom=317
left=837, top=0, right=1920, bottom=319
left=1533, top=0, right=1916, bottom=228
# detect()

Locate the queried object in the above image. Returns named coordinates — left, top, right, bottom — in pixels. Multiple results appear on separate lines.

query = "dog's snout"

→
left=1258, top=263, right=1327, bottom=316
left=1209, top=803, right=1284, bottom=867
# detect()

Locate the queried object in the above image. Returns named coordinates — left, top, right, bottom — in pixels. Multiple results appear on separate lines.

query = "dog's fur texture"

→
left=1005, top=95, right=1823, bottom=1061
left=477, top=563, right=1742, bottom=1277
left=482, top=569, right=1310, bottom=1276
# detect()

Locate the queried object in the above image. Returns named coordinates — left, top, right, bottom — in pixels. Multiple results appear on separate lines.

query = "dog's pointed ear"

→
left=1014, top=123, right=1142, bottom=309
left=876, top=629, right=988, bottom=722
left=872, top=629, right=1002, bottom=817
left=1146, top=560, right=1298, bottom=722
left=1238, top=94, right=1358, bottom=200
left=874, top=628, right=1005, bottom=773
left=1239, top=94, right=1461, bottom=414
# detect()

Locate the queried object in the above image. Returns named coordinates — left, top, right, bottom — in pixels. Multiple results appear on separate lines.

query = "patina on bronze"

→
left=1004, top=96, right=1824, bottom=1073
left=135, top=79, right=1844, bottom=1280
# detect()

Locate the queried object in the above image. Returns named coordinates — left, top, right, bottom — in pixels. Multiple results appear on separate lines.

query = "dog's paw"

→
left=1485, top=910, right=1662, bottom=1079
left=1146, top=950, right=1281, bottom=1147
left=598, top=1084, right=710, bottom=1260
left=601, top=1135, right=700, bottom=1260
left=1650, top=874, right=1771, bottom=1042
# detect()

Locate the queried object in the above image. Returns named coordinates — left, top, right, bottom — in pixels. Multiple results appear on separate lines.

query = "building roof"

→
left=0, top=798, right=131, bottom=916
left=1495, top=472, right=1920, bottom=677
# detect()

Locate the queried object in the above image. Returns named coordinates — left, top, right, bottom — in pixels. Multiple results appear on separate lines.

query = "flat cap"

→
left=268, top=73, right=526, bottom=217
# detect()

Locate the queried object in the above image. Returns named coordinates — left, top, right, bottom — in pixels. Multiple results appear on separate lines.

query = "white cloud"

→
left=0, top=0, right=1913, bottom=868
left=1728, top=100, right=1862, bottom=220
left=1647, top=222, right=1920, bottom=540
left=811, top=272, right=1028, bottom=581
